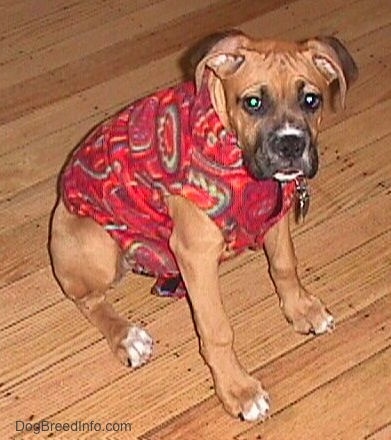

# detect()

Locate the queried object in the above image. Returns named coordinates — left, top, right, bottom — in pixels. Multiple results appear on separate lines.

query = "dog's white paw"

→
left=241, top=394, right=270, bottom=422
left=313, top=312, right=335, bottom=335
left=122, top=326, right=153, bottom=368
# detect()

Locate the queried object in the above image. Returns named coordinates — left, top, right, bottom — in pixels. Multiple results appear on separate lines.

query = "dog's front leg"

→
left=167, top=196, right=269, bottom=421
left=264, top=213, right=334, bottom=334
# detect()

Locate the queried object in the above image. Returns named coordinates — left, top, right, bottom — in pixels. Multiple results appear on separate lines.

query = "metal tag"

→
left=295, top=178, right=310, bottom=223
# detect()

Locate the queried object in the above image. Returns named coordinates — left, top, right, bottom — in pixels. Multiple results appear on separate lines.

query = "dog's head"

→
left=192, top=31, right=358, bottom=181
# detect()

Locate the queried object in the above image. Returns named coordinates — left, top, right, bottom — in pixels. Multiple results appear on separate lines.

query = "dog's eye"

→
left=302, top=93, right=321, bottom=111
left=243, top=96, right=263, bottom=114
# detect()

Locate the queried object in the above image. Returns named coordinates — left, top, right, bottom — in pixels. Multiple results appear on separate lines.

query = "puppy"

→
left=50, top=31, right=357, bottom=421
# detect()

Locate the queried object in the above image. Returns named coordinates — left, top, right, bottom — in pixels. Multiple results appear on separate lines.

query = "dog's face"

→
left=220, top=50, right=324, bottom=181
left=194, top=33, right=358, bottom=181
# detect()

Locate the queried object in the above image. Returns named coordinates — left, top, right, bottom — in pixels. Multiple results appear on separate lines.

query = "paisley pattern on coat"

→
left=61, top=75, right=296, bottom=297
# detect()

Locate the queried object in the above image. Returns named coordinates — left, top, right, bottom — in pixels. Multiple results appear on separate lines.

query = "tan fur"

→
left=50, top=31, right=356, bottom=420
left=264, top=214, right=332, bottom=334
left=50, top=201, right=130, bottom=364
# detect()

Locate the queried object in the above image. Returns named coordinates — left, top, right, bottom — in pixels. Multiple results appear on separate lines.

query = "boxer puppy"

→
left=50, top=31, right=357, bottom=421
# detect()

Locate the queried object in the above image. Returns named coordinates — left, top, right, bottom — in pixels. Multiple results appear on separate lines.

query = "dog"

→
left=50, top=30, right=358, bottom=422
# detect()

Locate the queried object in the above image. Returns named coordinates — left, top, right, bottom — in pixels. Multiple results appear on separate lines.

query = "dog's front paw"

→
left=214, top=368, right=270, bottom=422
left=282, top=291, right=334, bottom=335
left=121, top=325, right=153, bottom=368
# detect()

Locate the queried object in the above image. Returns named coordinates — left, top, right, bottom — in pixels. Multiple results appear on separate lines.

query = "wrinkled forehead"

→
left=226, top=49, right=326, bottom=97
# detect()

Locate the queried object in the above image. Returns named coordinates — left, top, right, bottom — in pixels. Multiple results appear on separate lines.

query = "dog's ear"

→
left=181, top=30, right=249, bottom=129
left=191, top=30, right=248, bottom=91
left=305, top=37, right=358, bottom=108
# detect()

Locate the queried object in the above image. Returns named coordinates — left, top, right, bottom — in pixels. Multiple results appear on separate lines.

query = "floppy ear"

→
left=196, top=53, right=245, bottom=89
left=192, top=30, right=248, bottom=91
left=305, top=36, right=358, bottom=108
left=183, top=30, right=249, bottom=128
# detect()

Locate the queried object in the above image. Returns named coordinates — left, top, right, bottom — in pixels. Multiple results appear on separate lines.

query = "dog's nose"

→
left=272, top=134, right=307, bottom=160
left=275, top=134, right=306, bottom=159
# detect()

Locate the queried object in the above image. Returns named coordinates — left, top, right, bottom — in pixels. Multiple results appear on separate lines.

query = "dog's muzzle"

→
left=269, top=127, right=308, bottom=181
left=244, top=123, right=318, bottom=181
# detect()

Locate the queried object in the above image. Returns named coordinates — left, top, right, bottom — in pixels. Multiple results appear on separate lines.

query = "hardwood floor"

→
left=1, top=0, right=390, bottom=438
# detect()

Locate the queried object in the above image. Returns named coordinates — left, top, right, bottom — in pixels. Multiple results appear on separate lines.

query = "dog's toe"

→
left=313, top=312, right=335, bottom=335
left=122, top=325, right=153, bottom=368
left=241, top=394, right=270, bottom=422
left=283, top=292, right=335, bottom=336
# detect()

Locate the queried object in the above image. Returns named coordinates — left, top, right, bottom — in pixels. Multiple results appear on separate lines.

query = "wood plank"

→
left=0, top=267, right=63, bottom=332
left=0, top=213, right=53, bottom=288
left=0, top=1, right=161, bottom=54
left=366, top=424, right=391, bottom=440
left=0, top=0, right=291, bottom=125
left=297, top=131, right=391, bottom=236
left=0, top=177, right=56, bottom=234
left=0, top=0, right=217, bottom=87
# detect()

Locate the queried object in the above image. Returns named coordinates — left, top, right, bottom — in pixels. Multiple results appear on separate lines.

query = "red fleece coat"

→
left=61, top=77, right=296, bottom=297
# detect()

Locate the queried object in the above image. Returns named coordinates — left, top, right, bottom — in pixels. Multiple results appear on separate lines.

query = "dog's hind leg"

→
left=49, top=200, right=153, bottom=367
